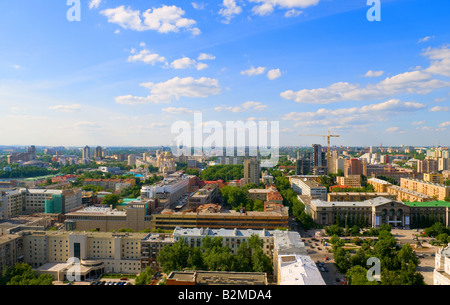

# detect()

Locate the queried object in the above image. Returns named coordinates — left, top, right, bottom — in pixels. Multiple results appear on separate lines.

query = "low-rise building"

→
left=290, top=177, right=327, bottom=201
left=336, top=175, right=361, bottom=188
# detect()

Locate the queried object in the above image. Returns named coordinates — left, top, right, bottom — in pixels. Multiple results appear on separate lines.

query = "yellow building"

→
left=400, top=178, right=450, bottom=201
left=423, top=173, right=445, bottom=184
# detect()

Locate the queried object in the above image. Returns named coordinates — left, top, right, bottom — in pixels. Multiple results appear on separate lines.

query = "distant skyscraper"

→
left=94, top=146, right=103, bottom=159
left=296, top=151, right=311, bottom=175
left=27, top=145, right=37, bottom=161
left=312, top=144, right=323, bottom=167
left=82, top=146, right=91, bottom=161
left=344, top=159, right=362, bottom=176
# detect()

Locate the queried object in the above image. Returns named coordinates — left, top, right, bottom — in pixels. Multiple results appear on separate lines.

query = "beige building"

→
left=327, top=192, right=395, bottom=202
left=64, top=202, right=151, bottom=232
left=242, top=157, right=260, bottom=186
left=22, top=230, right=148, bottom=280
left=400, top=178, right=450, bottom=201
left=0, top=234, right=23, bottom=274
left=387, top=185, right=434, bottom=202
left=290, top=177, right=327, bottom=201
left=336, top=175, right=361, bottom=188
left=0, top=188, right=82, bottom=219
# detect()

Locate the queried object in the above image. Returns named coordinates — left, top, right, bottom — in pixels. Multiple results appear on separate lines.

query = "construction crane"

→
left=298, top=131, right=341, bottom=160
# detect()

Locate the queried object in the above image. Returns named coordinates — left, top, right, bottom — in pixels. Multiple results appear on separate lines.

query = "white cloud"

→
left=114, top=29, right=121, bottom=34
left=170, top=57, right=197, bottom=69
left=284, top=9, right=302, bottom=17
left=241, top=66, right=266, bottom=76
left=10, top=65, right=22, bottom=70
left=89, top=0, right=102, bottom=10
left=267, top=68, right=282, bottom=80
left=196, top=62, right=209, bottom=70
left=170, top=57, right=208, bottom=70
left=430, top=106, right=450, bottom=112
left=385, top=127, right=405, bottom=134
left=250, top=0, right=320, bottom=16
left=412, top=121, right=426, bottom=125
left=74, top=121, right=101, bottom=130
left=49, top=104, right=82, bottom=113
left=115, top=77, right=221, bottom=105
left=418, top=35, right=434, bottom=43
left=162, top=107, right=198, bottom=114
left=364, top=70, right=384, bottom=77
left=283, top=99, right=426, bottom=129
left=218, top=0, right=243, bottom=24
left=215, top=101, right=267, bottom=112
left=101, top=5, right=200, bottom=35
left=282, top=46, right=450, bottom=104
left=281, top=70, right=450, bottom=104
left=198, top=53, right=216, bottom=61
left=439, top=121, right=450, bottom=128
left=127, top=49, right=167, bottom=65
left=423, top=45, right=450, bottom=77
left=192, top=2, right=206, bottom=10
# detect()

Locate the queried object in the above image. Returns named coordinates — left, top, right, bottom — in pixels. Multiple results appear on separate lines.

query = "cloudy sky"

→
left=0, top=0, right=449, bottom=148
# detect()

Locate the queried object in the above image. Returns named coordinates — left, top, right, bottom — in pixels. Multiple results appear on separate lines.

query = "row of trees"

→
left=331, top=229, right=425, bottom=285
left=157, top=235, right=273, bottom=276
left=0, top=166, right=51, bottom=179
left=0, top=263, right=53, bottom=285
left=271, top=172, right=314, bottom=229
left=220, top=183, right=265, bottom=212
left=198, top=165, right=244, bottom=182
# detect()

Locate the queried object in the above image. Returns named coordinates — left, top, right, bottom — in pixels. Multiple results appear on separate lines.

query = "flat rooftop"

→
left=65, top=206, right=126, bottom=216
left=278, top=254, right=326, bottom=285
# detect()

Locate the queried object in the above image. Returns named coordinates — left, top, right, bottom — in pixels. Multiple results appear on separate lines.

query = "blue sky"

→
left=0, top=0, right=449, bottom=148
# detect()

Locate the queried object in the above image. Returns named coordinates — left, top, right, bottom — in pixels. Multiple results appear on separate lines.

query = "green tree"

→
left=135, top=267, right=154, bottom=285
left=102, top=194, right=120, bottom=209
left=1, top=263, right=53, bottom=285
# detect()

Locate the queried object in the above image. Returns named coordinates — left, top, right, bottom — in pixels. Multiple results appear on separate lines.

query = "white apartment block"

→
left=290, top=177, right=327, bottom=201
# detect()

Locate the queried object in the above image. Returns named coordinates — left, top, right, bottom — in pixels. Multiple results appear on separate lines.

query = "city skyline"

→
left=0, top=0, right=449, bottom=147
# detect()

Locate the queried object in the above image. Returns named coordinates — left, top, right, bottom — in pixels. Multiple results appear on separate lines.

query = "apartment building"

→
left=327, top=192, right=396, bottom=202
left=290, top=177, right=327, bottom=201
left=423, top=173, right=445, bottom=184
left=336, top=175, right=361, bottom=188
left=0, top=234, right=23, bottom=274
left=400, top=178, right=450, bottom=201
left=0, top=188, right=82, bottom=219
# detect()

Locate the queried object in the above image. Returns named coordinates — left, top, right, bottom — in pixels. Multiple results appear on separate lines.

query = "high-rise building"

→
left=418, top=159, right=439, bottom=174
left=82, top=146, right=91, bottom=161
left=295, top=151, right=311, bottom=175
left=344, top=159, right=362, bottom=176
left=94, top=146, right=103, bottom=159
left=312, top=144, right=323, bottom=167
left=243, top=157, right=260, bottom=186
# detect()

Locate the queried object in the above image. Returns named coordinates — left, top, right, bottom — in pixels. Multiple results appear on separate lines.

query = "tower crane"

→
left=298, top=131, right=341, bottom=161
